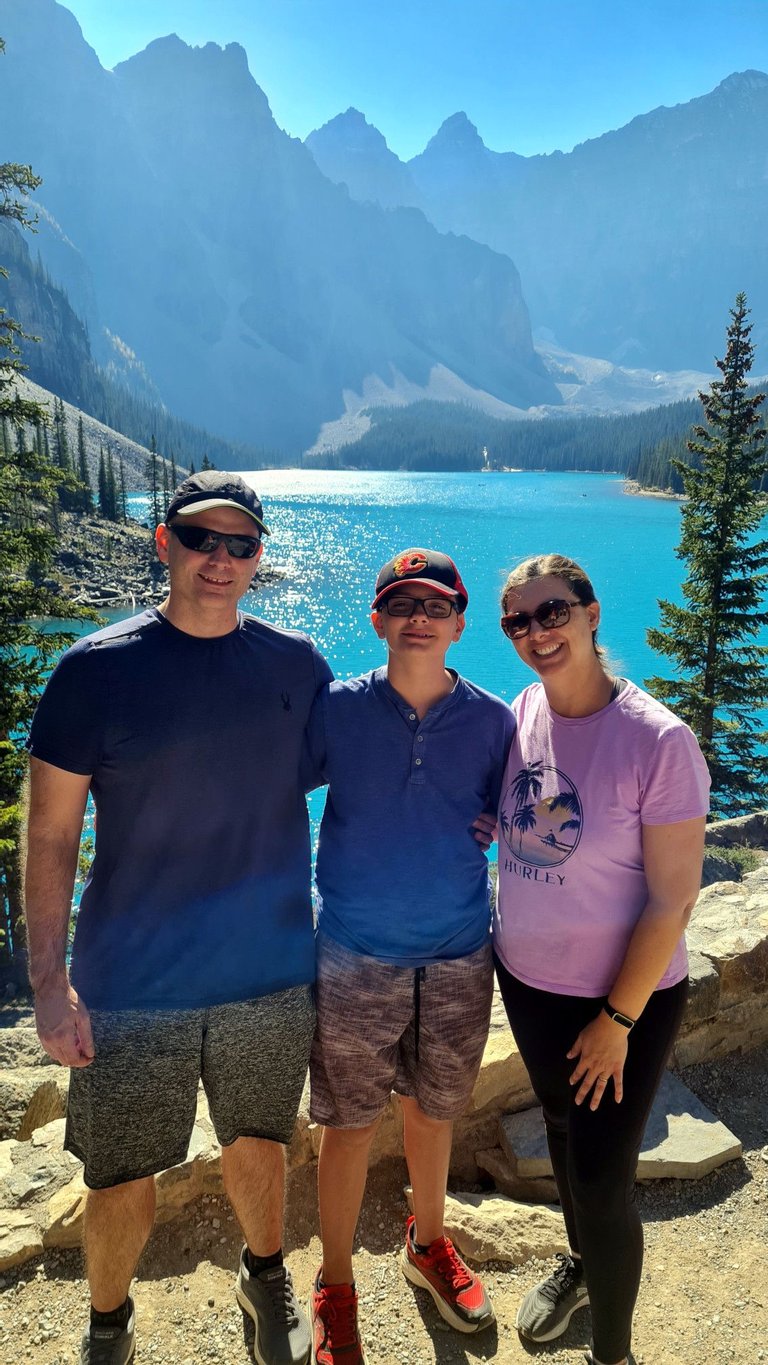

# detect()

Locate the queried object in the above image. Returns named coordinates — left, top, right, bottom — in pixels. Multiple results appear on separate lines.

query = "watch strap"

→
left=603, top=1002, right=635, bottom=1030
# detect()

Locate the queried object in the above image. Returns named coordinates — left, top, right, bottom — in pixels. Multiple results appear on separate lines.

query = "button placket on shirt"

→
left=408, top=711, right=427, bottom=780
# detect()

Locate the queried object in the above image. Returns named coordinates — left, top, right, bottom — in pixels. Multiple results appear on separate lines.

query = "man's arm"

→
left=25, top=756, right=95, bottom=1067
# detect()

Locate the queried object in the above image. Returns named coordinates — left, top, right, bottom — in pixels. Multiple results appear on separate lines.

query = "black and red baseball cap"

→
left=371, top=548, right=469, bottom=613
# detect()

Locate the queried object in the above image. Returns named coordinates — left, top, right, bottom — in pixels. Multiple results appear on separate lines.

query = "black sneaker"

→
left=235, top=1249, right=311, bottom=1365
left=80, top=1299, right=135, bottom=1364
left=516, top=1253, right=589, bottom=1342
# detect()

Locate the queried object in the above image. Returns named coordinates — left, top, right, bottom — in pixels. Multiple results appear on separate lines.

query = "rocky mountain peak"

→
left=0, top=0, right=104, bottom=79
left=715, top=68, right=768, bottom=95
left=113, top=34, right=272, bottom=123
left=423, top=111, right=486, bottom=155
left=307, top=107, right=391, bottom=155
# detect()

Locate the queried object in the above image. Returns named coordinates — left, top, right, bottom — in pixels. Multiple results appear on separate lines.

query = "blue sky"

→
left=63, top=0, right=768, bottom=160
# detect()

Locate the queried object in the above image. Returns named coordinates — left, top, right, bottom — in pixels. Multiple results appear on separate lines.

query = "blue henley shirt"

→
left=308, top=666, right=515, bottom=965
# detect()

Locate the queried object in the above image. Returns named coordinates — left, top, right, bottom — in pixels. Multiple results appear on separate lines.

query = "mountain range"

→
left=307, top=74, right=768, bottom=373
left=0, top=0, right=556, bottom=454
left=1, top=0, right=763, bottom=461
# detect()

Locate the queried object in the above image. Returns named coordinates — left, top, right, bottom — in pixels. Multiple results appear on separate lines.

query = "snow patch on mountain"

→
left=304, top=345, right=724, bottom=455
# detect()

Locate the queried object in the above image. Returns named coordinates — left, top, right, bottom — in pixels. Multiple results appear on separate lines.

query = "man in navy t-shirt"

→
left=25, top=472, right=330, bottom=1365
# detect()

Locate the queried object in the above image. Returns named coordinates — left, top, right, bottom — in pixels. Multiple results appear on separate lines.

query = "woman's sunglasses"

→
left=501, top=598, right=584, bottom=640
left=170, top=523, right=261, bottom=560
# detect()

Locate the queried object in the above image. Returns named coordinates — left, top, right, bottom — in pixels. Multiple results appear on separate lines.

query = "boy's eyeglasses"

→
left=379, top=596, right=457, bottom=619
left=501, top=598, right=584, bottom=640
left=170, top=523, right=261, bottom=560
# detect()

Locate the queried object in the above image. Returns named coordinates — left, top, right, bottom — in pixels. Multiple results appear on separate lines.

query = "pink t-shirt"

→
left=494, top=680, right=710, bottom=997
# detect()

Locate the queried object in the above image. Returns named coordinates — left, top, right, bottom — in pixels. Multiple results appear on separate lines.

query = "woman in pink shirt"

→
left=492, top=553, right=709, bottom=1365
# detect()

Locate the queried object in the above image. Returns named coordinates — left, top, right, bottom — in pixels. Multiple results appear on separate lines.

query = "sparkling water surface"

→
left=75, top=471, right=685, bottom=883
left=129, top=469, right=685, bottom=700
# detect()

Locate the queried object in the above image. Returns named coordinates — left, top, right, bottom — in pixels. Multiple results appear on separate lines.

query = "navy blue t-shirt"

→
left=27, top=608, right=332, bottom=1009
left=308, top=667, right=515, bottom=965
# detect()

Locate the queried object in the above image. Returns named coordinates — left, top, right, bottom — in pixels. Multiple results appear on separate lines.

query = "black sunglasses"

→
left=501, top=598, right=584, bottom=640
left=380, top=595, right=457, bottom=619
left=170, top=523, right=261, bottom=560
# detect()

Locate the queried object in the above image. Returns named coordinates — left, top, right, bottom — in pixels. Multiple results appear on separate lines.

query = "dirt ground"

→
left=1, top=1045, right=765, bottom=1365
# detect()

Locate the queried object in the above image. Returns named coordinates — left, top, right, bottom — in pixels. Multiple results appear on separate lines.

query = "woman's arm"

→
left=567, top=815, right=705, bottom=1110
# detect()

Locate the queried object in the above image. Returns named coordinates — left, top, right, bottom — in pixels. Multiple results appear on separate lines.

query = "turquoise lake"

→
left=130, top=469, right=685, bottom=702
left=70, top=469, right=685, bottom=877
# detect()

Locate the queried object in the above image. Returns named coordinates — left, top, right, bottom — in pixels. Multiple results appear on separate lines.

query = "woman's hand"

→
left=567, top=1010, right=629, bottom=1109
left=472, top=811, right=498, bottom=850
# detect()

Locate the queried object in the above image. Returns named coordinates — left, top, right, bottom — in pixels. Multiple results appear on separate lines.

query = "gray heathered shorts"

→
left=66, top=984, right=315, bottom=1189
left=310, top=934, right=494, bottom=1128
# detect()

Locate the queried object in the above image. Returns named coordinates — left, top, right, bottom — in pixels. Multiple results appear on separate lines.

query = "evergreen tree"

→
left=646, top=294, right=768, bottom=816
left=52, top=397, right=71, bottom=472
left=145, top=435, right=161, bottom=528
left=97, top=443, right=107, bottom=517
left=0, top=107, right=92, bottom=972
left=118, top=455, right=127, bottom=522
left=76, top=413, right=93, bottom=511
left=106, top=448, right=118, bottom=521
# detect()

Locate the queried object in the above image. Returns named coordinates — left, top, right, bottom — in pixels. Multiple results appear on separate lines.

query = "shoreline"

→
left=53, top=511, right=284, bottom=611
left=623, top=478, right=685, bottom=501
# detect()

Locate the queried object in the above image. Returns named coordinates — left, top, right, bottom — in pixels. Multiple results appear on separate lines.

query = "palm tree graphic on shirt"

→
left=501, top=762, right=583, bottom=867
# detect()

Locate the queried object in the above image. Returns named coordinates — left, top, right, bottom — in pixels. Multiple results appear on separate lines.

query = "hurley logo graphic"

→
left=281, top=691, right=292, bottom=712
left=500, top=760, right=583, bottom=869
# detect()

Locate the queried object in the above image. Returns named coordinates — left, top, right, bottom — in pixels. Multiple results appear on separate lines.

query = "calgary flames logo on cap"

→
left=393, top=551, right=428, bottom=578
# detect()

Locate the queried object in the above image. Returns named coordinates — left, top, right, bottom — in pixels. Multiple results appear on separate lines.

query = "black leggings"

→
left=494, top=957, right=688, bottom=1364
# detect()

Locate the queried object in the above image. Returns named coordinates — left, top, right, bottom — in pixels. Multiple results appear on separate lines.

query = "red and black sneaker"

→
left=400, top=1215, right=494, bottom=1334
left=309, top=1272, right=366, bottom=1364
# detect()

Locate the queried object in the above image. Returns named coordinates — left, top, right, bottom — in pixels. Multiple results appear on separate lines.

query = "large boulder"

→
left=675, top=872, right=768, bottom=1066
left=495, top=1071, right=742, bottom=1190
left=406, top=1186, right=566, bottom=1265
left=0, top=1066, right=68, bottom=1142
left=705, top=812, right=768, bottom=849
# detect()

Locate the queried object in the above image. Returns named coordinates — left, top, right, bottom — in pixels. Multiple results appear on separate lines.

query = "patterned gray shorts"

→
left=66, top=984, right=315, bottom=1189
left=310, top=934, right=494, bottom=1128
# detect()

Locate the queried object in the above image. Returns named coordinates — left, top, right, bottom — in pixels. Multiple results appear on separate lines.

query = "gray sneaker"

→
left=516, top=1253, right=589, bottom=1342
left=80, top=1299, right=135, bottom=1364
left=236, top=1249, right=311, bottom=1365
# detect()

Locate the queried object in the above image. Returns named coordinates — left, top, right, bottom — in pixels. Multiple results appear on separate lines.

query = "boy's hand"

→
left=472, top=811, right=498, bottom=850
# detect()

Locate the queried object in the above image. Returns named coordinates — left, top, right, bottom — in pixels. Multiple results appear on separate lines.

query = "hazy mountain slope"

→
left=307, top=76, right=768, bottom=372
left=0, top=221, right=284, bottom=470
left=0, top=0, right=558, bottom=453
left=15, top=374, right=169, bottom=493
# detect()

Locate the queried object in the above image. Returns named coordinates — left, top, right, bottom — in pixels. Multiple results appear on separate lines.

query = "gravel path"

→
left=1, top=1046, right=765, bottom=1365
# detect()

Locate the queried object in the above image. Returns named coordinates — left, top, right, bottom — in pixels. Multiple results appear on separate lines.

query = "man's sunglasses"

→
left=170, top=523, right=261, bottom=560
left=379, top=595, right=458, bottom=619
left=501, top=598, right=584, bottom=640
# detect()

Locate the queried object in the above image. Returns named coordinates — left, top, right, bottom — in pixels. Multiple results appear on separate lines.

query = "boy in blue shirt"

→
left=306, top=549, right=515, bottom=1365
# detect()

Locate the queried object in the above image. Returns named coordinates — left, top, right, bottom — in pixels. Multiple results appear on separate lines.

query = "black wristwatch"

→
left=603, top=1002, right=636, bottom=1031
